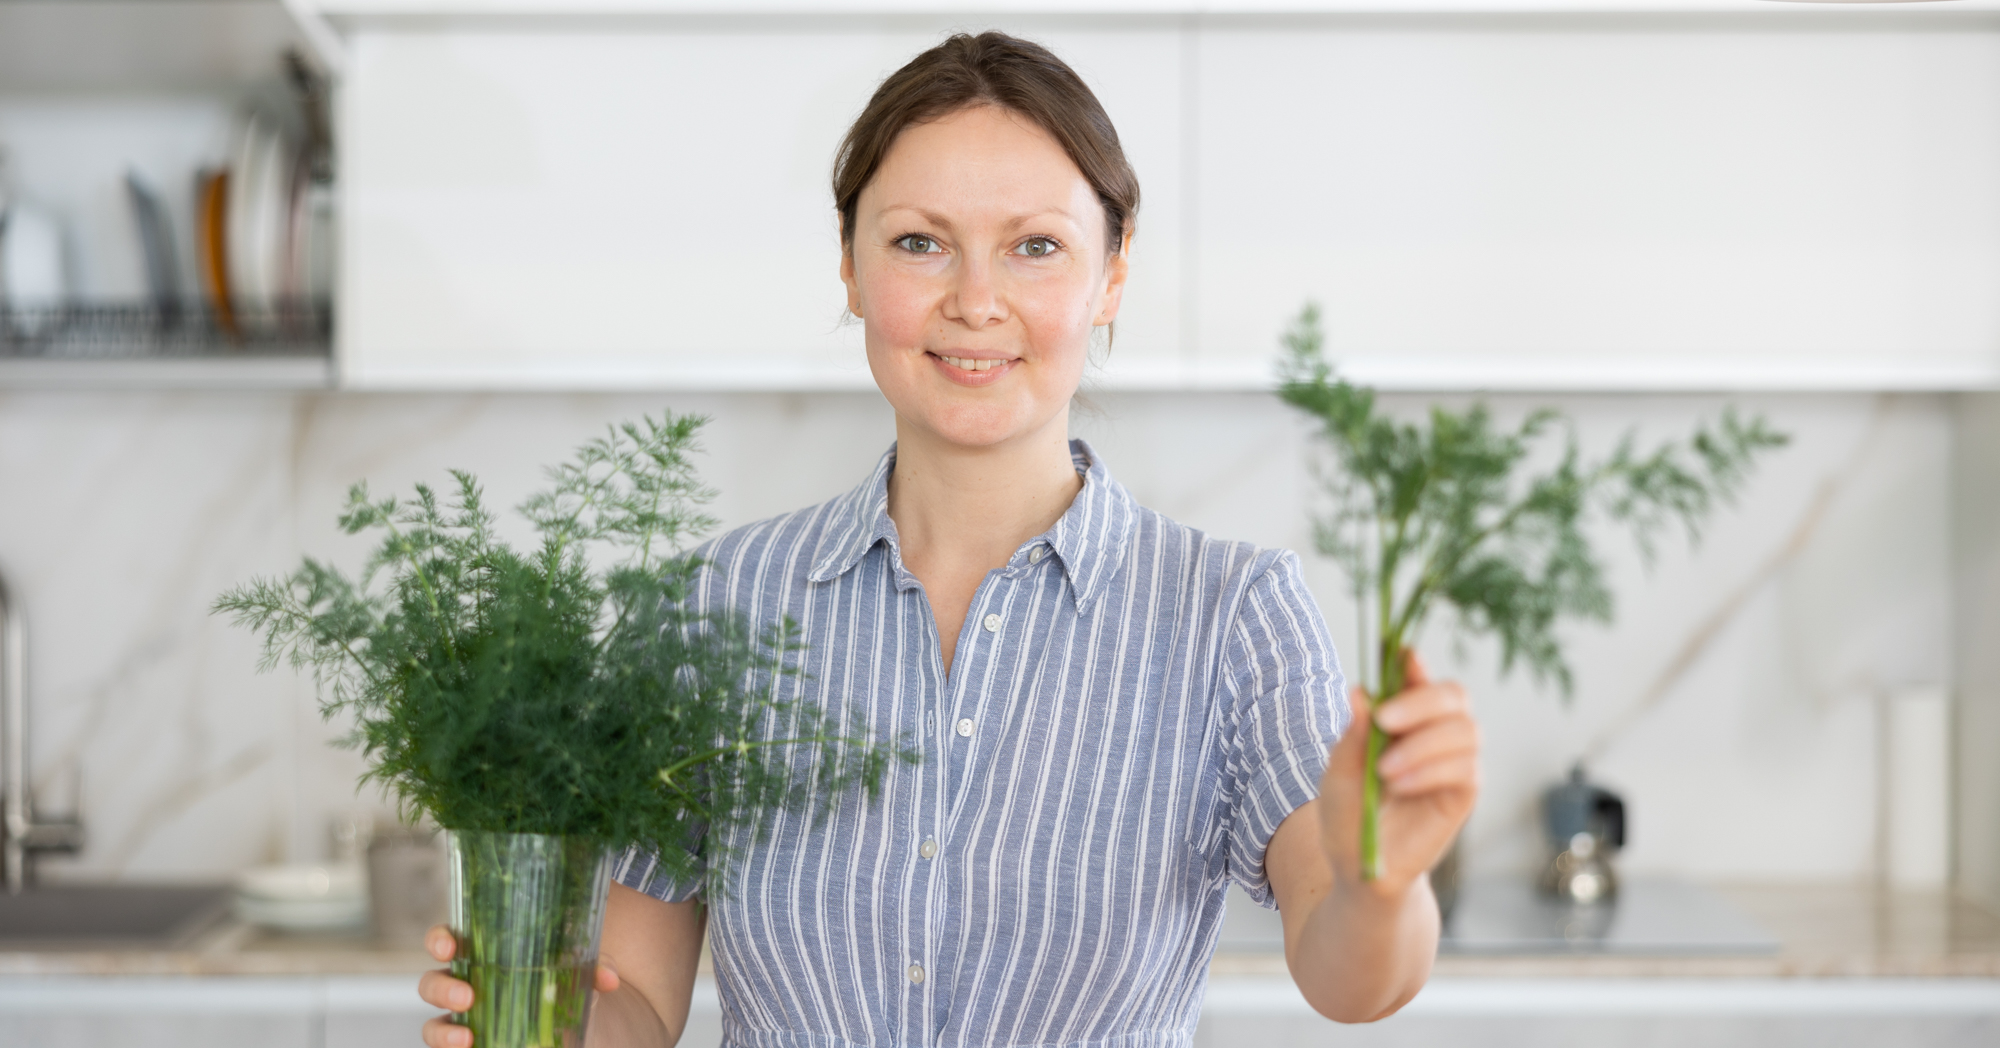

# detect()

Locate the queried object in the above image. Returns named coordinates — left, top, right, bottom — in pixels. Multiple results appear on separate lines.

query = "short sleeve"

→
left=613, top=843, right=704, bottom=903
left=1218, top=551, right=1349, bottom=907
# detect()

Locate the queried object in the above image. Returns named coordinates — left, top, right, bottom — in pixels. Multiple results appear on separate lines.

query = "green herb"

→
left=1276, top=305, right=1787, bottom=879
left=215, top=411, right=914, bottom=886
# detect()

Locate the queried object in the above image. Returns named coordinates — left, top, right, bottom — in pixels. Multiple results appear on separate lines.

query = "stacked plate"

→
left=233, top=863, right=368, bottom=932
left=198, top=110, right=334, bottom=336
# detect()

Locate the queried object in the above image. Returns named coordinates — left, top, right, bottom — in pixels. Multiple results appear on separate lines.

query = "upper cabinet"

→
left=319, top=2, right=2000, bottom=390
left=1194, top=19, right=2000, bottom=390
left=337, top=22, right=1188, bottom=389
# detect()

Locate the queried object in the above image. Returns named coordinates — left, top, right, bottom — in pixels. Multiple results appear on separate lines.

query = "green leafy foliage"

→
left=215, top=412, right=915, bottom=885
left=1277, top=303, right=1790, bottom=699
left=1277, top=303, right=1787, bottom=878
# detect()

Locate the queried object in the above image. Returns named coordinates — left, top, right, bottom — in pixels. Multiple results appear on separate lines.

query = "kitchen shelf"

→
left=0, top=302, right=334, bottom=390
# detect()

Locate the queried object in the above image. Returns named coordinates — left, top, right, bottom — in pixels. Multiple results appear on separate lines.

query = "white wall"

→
left=1955, top=393, right=2000, bottom=912
left=0, top=387, right=1949, bottom=883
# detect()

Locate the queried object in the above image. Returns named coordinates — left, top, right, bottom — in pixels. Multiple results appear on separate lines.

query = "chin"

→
left=918, top=400, right=1055, bottom=450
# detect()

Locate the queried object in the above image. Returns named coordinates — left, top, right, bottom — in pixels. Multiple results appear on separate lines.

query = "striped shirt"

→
left=615, top=439, right=1348, bottom=1048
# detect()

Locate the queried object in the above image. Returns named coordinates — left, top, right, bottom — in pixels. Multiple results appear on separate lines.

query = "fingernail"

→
left=455, top=988, right=472, bottom=1010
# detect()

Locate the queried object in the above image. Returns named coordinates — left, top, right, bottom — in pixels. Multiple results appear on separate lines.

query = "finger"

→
left=426, top=925, right=457, bottom=962
left=1374, top=681, right=1469, bottom=735
left=1330, top=686, right=1373, bottom=778
left=418, top=970, right=474, bottom=1012
left=1377, top=717, right=1479, bottom=778
left=1402, top=648, right=1432, bottom=691
left=1384, top=753, right=1480, bottom=797
left=595, top=960, right=622, bottom=994
left=424, top=1015, right=472, bottom=1048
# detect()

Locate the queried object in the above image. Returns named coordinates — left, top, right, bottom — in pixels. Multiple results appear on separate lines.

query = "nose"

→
left=944, top=253, right=1006, bottom=329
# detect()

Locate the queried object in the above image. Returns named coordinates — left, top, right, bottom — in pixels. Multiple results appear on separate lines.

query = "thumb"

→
left=1331, top=685, right=1373, bottom=782
left=595, top=960, right=621, bottom=994
left=1400, top=647, right=1432, bottom=693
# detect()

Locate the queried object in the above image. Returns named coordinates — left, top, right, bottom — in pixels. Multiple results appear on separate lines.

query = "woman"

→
left=420, top=31, right=1477, bottom=1048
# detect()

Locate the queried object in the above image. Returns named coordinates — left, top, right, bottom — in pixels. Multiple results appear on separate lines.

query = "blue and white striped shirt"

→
left=616, top=440, right=1348, bottom=1048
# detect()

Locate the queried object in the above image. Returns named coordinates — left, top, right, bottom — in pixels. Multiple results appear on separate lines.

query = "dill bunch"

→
left=1276, top=304, right=1788, bottom=877
left=215, top=411, right=911, bottom=886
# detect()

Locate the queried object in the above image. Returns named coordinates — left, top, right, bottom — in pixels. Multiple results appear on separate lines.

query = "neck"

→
left=886, top=415, right=1083, bottom=572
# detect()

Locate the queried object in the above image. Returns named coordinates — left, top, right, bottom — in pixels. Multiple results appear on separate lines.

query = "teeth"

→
left=940, top=355, right=1004, bottom=372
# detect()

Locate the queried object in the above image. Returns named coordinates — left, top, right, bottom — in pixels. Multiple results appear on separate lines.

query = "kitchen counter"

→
left=0, top=920, right=435, bottom=978
left=1208, top=884, right=2000, bottom=979
left=3, top=883, right=1996, bottom=980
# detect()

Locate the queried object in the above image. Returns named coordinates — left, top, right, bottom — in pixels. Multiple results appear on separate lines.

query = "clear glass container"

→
left=447, top=831, right=611, bottom=1048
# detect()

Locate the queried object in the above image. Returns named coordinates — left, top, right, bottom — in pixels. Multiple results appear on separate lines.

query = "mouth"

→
left=927, top=351, right=1017, bottom=386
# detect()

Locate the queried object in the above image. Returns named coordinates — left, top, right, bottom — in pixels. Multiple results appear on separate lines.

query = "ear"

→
left=841, top=247, right=863, bottom=319
left=1092, top=230, right=1133, bottom=327
left=839, top=217, right=864, bottom=319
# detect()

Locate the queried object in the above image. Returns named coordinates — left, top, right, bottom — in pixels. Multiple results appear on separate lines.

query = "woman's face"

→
left=842, top=105, right=1128, bottom=452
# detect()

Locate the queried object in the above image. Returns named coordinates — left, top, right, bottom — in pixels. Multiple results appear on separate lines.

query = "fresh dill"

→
left=1276, top=304, right=1788, bottom=878
left=214, top=411, right=914, bottom=887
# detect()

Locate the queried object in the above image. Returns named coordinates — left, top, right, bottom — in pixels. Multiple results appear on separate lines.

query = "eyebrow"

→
left=876, top=205, right=1080, bottom=229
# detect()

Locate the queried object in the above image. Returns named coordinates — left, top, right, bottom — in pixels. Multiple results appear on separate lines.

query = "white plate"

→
left=234, top=892, right=369, bottom=932
left=236, top=862, right=365, bottom=902
left=225, top=114, right=293, bottom=322
left=234, top=863, right=368, bottom=932
left=224, top=114, right=263, bottom=316
left=249, top=127, right=291, bottom=313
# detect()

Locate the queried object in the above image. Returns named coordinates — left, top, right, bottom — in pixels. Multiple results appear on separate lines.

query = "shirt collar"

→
left=807, top=438, right=1136, bottom=613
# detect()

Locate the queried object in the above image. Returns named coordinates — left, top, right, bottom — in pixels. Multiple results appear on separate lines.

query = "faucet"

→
left=1, top=567, right=83, bottom=892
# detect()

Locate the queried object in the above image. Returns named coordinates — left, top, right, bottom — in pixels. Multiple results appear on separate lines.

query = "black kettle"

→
left=1540, top=764, right=1625, bottom=904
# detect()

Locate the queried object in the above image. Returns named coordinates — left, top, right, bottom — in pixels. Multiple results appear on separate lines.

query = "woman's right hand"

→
left=418, top=925, right=476, bottom=1048
left=417, top=924, right=627, bottom=1047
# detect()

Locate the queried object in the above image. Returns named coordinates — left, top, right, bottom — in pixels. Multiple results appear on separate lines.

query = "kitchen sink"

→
left=0, top=884, right=232, bottom=949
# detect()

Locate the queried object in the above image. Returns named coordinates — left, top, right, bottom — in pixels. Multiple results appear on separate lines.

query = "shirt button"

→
left=956, top=718, right=974, bottom=737
left=1029, top=546, right=1046, bottom=564
left=908, top=963, right=926, bottom=985
left=919, top=837, right=939, bottom=859
left=983, top=613, right=1001, bottom=633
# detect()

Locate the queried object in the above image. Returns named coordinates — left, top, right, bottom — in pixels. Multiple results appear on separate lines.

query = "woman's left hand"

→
left=1318, top=649, right=1479, bottom=896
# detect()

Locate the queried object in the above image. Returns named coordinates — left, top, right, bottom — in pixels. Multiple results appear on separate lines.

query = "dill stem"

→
left=1361, top=559, right=1407, bottom=881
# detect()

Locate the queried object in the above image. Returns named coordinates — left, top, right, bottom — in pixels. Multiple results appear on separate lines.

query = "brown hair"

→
left=832, top=31, right=1140, bottom=258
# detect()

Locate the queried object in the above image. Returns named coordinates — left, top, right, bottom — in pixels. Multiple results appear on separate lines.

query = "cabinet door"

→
left=342, top=27, right=918, bottom=388
left=1194, top=22, right=2000, bottom=389
left=339, top=24, right=1182, bottom=390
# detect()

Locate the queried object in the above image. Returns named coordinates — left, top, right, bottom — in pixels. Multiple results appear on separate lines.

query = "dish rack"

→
left=0, top=299, right=331, bottom=360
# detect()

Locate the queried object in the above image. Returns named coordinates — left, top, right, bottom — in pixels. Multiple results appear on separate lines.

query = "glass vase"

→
left=448, top=830, right=611, bottom=1048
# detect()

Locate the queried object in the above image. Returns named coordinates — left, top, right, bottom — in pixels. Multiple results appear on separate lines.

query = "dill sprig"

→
left=1276, top=304, right=1788, bottom=878
left=215, top=411, right=915, bottom=887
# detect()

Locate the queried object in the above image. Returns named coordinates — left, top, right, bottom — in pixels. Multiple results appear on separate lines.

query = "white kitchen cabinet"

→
left=1195, top=20, right=2000, bottom=390
left=339, top=22, right=1186, bottom=389
left=331, top=6, right=2000, bottom=391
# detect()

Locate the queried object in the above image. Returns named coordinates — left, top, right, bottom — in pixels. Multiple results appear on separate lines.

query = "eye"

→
left=1013, top=236, right=1061, bottom=258
left=895, top=234, right=942, bottom=254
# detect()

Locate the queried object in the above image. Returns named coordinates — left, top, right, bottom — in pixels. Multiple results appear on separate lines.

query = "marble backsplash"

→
left=0, top=388, right=1952, bottom=886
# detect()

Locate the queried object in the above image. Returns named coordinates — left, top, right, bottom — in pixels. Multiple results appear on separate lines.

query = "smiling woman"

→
left=415, top=29, right=1479, bottom=1048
